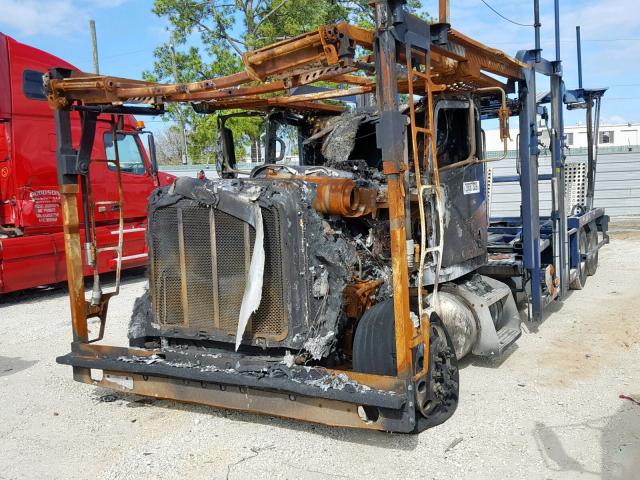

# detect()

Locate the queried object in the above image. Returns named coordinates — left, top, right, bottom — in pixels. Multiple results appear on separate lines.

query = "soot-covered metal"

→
left=131, top=175, right=358, bottom=361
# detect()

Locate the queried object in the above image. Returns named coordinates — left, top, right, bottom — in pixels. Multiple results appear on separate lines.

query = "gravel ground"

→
left=1, top=228, right=639, bottom=480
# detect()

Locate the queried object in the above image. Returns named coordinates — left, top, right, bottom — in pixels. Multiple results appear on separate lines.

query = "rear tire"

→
left=570, top=229, right=588, bottom=290
left=586, top=226, right=599, bottom=276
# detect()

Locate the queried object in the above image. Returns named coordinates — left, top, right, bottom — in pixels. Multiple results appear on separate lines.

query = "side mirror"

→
left=220, top=126, right=237, bottom=177
left=147, top=132, right=158, bottom=178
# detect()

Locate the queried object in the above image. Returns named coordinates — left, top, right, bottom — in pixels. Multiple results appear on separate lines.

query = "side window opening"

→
left=23, top=70, right=47, bottom=101
left=436, top=107, right=471, bottom=168
left=104, top=133, right=147, bottom=175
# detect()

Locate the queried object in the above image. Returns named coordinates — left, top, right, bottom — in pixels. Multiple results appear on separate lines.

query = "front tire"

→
left=352, top=300, right=459, bottom=429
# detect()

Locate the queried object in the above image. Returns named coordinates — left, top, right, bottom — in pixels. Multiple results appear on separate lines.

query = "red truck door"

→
left=92, top=126, right=155, bottom=224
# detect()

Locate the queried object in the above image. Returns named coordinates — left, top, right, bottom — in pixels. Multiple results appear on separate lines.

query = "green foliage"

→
left=146, top=0, right=429, bottom=163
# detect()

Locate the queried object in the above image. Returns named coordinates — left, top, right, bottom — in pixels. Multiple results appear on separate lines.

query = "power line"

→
left=478, top=0, right=533, bottom=27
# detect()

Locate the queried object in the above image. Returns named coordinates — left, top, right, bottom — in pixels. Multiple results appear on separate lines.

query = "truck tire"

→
left=586, top=226, right=599, bottom=276
left=570, top=229, right=588, bottom=290
left=352, top=299, right=459, bottom=429
left=352, top=299, right=398, bottom=376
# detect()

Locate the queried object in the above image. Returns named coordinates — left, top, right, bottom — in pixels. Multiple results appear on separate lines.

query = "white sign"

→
left=463, top=180, right=480, bottom=195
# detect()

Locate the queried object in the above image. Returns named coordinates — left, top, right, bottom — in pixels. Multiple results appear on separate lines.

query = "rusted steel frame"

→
left=197, top=99, right=345, bottom=113
left=432, top=72, right=506, bottom=90
left=397, top=77, right=447, bottom=94
left=373, top=0, right=414, bottom=380
left=70, top=341, right=405, bottom=393
left=439, top=0, right=450, bottom=23
left=72, top=342, right=157, bottom=358
left=187, top=86, right=371, bottom=112
left=116, top=72, right=252, bottom=100
left=327, top=74, right=374, bottom=86
left=171, top=80, right=288, bottom=102
left=447, top=29, right=528, bottom=79
left=114, top=48, right=347, bottom=103
left=72, top=369, right=396, bottom=432
left=267, top=85, right=374, bottom=105
left=48, top=24, right=373, bottom=106
left=245, top=28, right=325, bottom=66
left=60, top=184, right=89, bottom=342
left=335, top=23, right=374, bottom=49
left=48, top=74, right=158, bottom=107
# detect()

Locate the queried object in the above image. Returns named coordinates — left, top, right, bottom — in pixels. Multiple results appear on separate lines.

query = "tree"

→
left=145, top=0, right=428, bottom=163
left=155, top=125, right=187, bottom=165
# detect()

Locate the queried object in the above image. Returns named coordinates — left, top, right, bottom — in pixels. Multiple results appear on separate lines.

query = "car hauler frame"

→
left=49, top=0, right=607, bottom=432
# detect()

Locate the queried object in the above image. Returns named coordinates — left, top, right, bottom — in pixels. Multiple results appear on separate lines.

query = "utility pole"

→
left=169, top=40, right=189, bottom=165
left=89, top=20, right=99, bottom=74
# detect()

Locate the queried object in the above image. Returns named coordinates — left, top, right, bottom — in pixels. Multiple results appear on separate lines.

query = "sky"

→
left=0, top=0, right=638, bottom=133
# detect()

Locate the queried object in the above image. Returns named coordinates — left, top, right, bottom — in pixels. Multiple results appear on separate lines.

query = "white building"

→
left=485, top=122, right=640, bottom=152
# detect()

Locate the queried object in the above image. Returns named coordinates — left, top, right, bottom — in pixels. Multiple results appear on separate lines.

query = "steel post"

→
left=550, top=68, right=568, bottom=296
left=373, top=0, right=414, bottom=378
left=518, top=72, right=542, bottom=320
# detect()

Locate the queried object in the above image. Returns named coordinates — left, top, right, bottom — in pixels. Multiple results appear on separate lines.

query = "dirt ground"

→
left=1, top=222, right=639, bottom=480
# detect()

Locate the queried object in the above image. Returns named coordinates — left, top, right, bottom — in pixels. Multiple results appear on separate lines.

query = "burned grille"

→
left=150, top=205, right=287, bottom=341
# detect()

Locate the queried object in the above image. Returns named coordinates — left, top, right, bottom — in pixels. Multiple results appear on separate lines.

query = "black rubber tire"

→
left=352, top=300, right=460, bottom=431
left=352, top=299, right=397, bottom=376
left=570, top=229, right=588, bottom=290
left=586, top=226, right=599, bottom=276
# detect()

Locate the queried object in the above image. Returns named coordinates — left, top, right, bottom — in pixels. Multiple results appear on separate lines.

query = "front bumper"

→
left=57, top=343, right=417, bottom=432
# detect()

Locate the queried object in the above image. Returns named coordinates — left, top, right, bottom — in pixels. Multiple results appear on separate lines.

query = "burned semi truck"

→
left=48, top=0, right=607, bottom=432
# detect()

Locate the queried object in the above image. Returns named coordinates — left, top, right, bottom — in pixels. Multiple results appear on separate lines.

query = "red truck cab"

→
left=0, top=33, right=173, bottom=293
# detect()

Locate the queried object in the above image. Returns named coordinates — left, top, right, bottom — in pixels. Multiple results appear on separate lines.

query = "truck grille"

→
left=150, top=205, right=287, bottom=341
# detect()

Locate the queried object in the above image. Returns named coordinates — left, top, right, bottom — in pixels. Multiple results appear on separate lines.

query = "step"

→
left=496, top=327, right=521, bottom=354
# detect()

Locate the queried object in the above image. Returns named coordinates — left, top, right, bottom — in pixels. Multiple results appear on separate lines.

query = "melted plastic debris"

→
left=312, top=268, right=329, bottom=298
left=309, top=110, right=376, bottom=164
left=303, top=331, right=335, bottom=360
left=117, top=354, right=163, bottom=365
left=114, top=354, right=384, bottom=396
left=235, top=203, right=265, bottom=351
left=298, top=373, right=372, bottom=393
left=282, top=351, right=295, bottom=368
left=410, top=311, right=420, bottom=328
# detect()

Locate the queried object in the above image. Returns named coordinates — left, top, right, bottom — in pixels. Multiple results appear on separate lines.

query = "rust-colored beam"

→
left=448, top=29, right=528, bottom=80
left=373, top=0, right=414, bottom=381
left=60, top=184, right=88, bottom=342
left=439, top=0, right=450, bottom=23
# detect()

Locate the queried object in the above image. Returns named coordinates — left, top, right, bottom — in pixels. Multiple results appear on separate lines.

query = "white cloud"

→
left=0, top=0, right=128, bottom=37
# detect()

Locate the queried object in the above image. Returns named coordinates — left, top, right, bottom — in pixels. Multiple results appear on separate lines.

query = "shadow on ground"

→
left=0, top=355, right=39, bottom=377
left=533, top=398, right=640, bottom=479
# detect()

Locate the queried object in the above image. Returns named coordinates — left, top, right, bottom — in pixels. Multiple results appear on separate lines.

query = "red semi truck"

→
left=0, top=33, right=174, bottom=293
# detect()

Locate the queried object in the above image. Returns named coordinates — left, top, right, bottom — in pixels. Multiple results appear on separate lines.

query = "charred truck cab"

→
left=49, top=0, right=607, bottom=432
